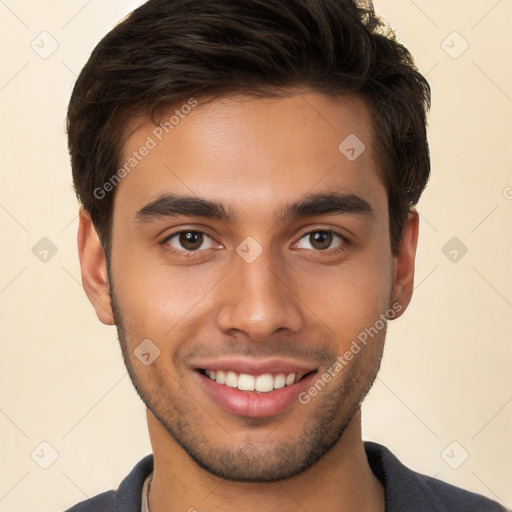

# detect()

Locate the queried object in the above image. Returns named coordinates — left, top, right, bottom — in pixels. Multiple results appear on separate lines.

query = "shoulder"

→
left=364, top=441, right=508, bottom=512
left=63, top=455, right=154, bottom=512
left=415, top=472, right=508, bottom=511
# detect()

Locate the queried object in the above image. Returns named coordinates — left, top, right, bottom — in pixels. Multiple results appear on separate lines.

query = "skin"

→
left=78, top=91, right=419, bottom=512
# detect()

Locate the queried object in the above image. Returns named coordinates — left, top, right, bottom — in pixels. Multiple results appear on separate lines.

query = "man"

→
left=65, top=0, right=507, bottom=510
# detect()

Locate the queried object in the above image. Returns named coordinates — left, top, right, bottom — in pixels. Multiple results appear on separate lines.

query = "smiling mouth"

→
left=198, top=369, right=316, bottom=393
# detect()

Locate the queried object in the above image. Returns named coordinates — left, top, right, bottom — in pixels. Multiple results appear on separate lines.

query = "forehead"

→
left=113, top=92, right=386, bottom=222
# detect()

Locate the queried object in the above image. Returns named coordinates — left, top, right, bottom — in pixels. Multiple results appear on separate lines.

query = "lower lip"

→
left=196, top=371, right=317, bottom=418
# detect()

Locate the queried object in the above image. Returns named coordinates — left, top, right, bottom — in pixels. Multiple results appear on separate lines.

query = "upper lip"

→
left=192, top=357, right=317, bottom=376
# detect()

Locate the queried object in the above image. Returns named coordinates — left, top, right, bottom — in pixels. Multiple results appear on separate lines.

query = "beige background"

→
left=0, top=1, right=511, bottom=511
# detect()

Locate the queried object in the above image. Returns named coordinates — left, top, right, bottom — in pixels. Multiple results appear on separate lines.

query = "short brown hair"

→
left=67, top=0, right=430, bottom=255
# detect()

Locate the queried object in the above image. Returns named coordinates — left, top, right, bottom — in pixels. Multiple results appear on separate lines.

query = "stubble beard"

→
left=110, top=285, right=384, bottom=482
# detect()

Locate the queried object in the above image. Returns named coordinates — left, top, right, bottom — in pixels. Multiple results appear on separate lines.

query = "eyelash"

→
left=160, top=229, right=350, bottom=257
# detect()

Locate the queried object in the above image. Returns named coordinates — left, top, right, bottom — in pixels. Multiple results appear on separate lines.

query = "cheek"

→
left=294, top=248, right=392, bottom=341
left=111, top=250, right=222, bottom=337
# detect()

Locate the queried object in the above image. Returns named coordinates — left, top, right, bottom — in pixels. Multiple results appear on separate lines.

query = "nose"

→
left=216, top=249, right=303, bottom=342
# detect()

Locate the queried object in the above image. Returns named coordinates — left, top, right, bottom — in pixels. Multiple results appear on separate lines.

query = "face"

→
left=79, top=92, right=418, bottom=482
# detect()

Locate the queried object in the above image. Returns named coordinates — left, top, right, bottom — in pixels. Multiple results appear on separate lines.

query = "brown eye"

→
left=180, top=232, right=203, bottom=250
left=295, top=230, right=345, bottom=251
left=166, top=231, right=215, bottom=252
left=309, top=231, right=332, bottom=250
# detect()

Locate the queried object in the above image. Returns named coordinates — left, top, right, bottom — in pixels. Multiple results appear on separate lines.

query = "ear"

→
left=390, top=210, right=419, bottom=319
left=77, top=208, right=114, bottom=325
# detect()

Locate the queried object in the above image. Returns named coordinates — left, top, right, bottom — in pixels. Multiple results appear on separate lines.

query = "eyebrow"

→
left=276, top=191, right=374, bottom=223
left=135, top=194, right=235, bottom=223
left=134, top=191, right=374, bottom=224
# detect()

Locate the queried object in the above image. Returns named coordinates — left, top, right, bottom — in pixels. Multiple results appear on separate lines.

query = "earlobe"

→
left=77, top=208, right=115, bottom=325
left=390, top=210, right=419, bottom=318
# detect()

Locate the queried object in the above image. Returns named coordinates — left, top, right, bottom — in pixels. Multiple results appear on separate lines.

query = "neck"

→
left=147, top=409, right=385, bottom=512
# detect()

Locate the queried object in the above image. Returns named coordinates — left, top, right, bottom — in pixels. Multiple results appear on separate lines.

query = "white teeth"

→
left=205, top=370, right=301, bottom=392
left=237, top=374, right=255, bottom=391
left=216, top=370, right=226, bottom=384
left=273, top=373, right=286, bottom=389
left=225, top=371, right=238, bottom=388
left=285, top=373, right=296, bottom=386
left=255, top=374, right=274, bottom=392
